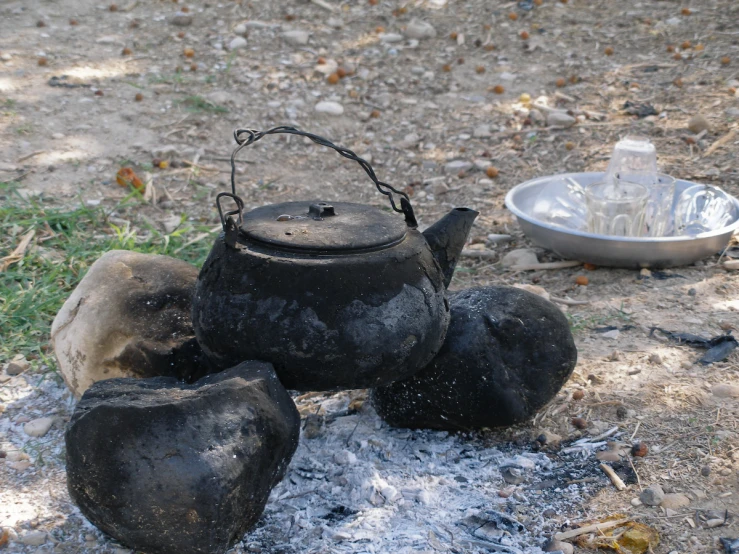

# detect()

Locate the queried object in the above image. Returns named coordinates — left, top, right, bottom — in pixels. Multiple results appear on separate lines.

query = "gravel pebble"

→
left=24, top=417, right=55, bottom=438
left=228, top=37, right=248, bottom=51
left=444, top=160, right=473, bottom=173
left=547, top=111, right=576, bottom=128
left=687, top=114, right=710, bottom=134
left=404, top=19, right=437, bottom=40
left=314, top=101, right=344, bottom=116
left=282, top=30, right=310, bottom=46
left=170, top=12, right=192, bottom=26
left=19, top=531, right=47, bottom=546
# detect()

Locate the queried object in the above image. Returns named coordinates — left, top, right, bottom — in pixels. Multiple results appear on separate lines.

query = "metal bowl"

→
left=504, top=172, right=739, bottom=268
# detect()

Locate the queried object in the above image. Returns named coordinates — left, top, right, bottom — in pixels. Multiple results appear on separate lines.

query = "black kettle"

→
left=192, top=127, right=478, bottom=391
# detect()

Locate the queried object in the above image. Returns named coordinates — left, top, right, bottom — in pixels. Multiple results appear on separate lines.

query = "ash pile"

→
left=49, top=128, right=587, bottom=554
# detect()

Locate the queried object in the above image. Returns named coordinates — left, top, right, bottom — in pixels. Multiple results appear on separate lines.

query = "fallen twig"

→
left=17, top=150, right=46, bottom=163
left=703, top=128, right=738, bottom=157
left=0, top=230, right=35, bottom=272
left=599, top=464, right=627, bottom=491
left=554, top=518, right=630, bottom=541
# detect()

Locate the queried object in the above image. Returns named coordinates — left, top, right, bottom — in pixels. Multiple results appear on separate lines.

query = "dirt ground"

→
left=1, top=0, right=739, bottom=552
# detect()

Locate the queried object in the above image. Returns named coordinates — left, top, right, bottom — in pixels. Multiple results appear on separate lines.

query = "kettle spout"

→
left=423, top=207, right=479, bottom=289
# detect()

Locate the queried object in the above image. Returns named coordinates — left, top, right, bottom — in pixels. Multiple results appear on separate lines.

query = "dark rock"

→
left=371, top=286, right=577, bottom=430
left=66, top=361, right=300, bottom=554
left=52, top=250, right=214, bottom=397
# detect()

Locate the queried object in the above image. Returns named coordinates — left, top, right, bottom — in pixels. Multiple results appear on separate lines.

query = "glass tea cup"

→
left=585, top=180, right=649, bottom=237
left=531, top=176, right=587, bottom=231
left=674, top=184, right=737, bottom=236
left=615, top=173, right=676, bottom=237
left=604, top=136, right=658, bottom=185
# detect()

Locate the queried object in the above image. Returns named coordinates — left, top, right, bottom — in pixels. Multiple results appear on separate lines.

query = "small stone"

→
left=639, top=484, right=665, bottom=506
left=660, top=493, right=690, bottom=510
left=529, top=108, right=545, bottom=124
left=51, top=132, right=65, bottom=140
left=473, top=124, right=492, bottom=138
left=314, top=101, right=344, bottom=116
left=501, top=249, right=538, bottom=267
left=601, top=329, right=620, bottom=340
left=379, top=33, right=404, bottom=43
left=19, top=531, right=46, bottom=546
left=700, top=465, right=711, bottom=477
left=404, top=19, right=436, bottom=40
left=6, top=359, right=29, bottom=375
left=303, top=413, right=324, bottom=439
left=501, top=466, right=526, bottom=485
left=233, top=23, right=247, bottom=37
left=444, top=160, right=473, bottom=173
left=649, top=353, right=663, bottom=365
left=282, top=30, right=310, bottom=46
left=1, top=53, right=12, bottom=62
left=228, top=37, right=247, bottom=51
left=381, top=485, right=400, bottom=502
left=631, top=497, right=643, bottom=507
left=7, top=459, right=32, bottom=471
left=712, top=384, right=739, bottom=398
left=24, top=417, right=54, bottom=438
left=687, top=114, right=710, bottom=134
left=596, top=450, right=621, bottom=462
left=687, top=288, right=697, bottom=296
left=170, top=12, right=193, bottom=26
left=547, top=111, right=576, bottom=128
left=544, top=539, right=574, bottom=554
left=498, top=486, right=515, bottom=498
left=720, top=468, right=732, bottom=476
left=428, top=182, right=449, bottom=196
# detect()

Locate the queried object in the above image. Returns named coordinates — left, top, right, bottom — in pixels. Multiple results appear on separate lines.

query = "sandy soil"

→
left=1, top=0, right=739, bottom=552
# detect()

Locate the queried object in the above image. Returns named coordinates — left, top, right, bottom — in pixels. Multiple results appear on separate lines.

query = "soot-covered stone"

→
left=52, top=250, right=213, bottom=398
left=66, top=361, right=300, bottom=554
left=371, top=286, right=577, bottom=430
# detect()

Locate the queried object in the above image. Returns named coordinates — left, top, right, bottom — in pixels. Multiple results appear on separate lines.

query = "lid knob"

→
left=309, top=202, right=336, bottom=219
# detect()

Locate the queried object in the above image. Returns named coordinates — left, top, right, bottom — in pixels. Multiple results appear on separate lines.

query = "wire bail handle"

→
left=215, top=126, right=418, bottom=234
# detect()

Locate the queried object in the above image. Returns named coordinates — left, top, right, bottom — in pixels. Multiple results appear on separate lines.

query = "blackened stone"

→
left=371, top=286, right=577, bottom=430
left=66, top=361, right=300, bottom=554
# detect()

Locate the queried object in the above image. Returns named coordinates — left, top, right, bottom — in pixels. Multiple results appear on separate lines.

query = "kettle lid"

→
left=240, top=201, right=408, bottom=252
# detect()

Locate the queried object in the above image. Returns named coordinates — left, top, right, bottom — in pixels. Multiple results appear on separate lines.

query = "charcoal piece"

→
left=649, top=327, right=738, bottom=364
left=66, top=361, right=300, bottom=554
left=623, top=101, right=658, bottom=118
left=372, top=286, right=577, bottom=430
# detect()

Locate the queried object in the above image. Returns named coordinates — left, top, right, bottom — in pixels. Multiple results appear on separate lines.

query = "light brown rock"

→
left=51, top=251, right=200, bottom=397
left=660, top=493, right=690, bottom=510
left=687, top=114, right=710, bottom=134
left=712, top=384, right=739, bottom=398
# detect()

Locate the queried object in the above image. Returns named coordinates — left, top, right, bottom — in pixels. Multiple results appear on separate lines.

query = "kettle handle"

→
left=218, top=126, right=418, bottom=231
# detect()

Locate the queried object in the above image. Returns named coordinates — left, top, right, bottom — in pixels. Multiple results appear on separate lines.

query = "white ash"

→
left=1, top=375, right=611, bottom=553
left=236, top=392, right=608, bottom=554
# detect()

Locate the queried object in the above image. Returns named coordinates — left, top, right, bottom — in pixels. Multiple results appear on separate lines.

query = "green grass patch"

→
left=0, top=182, right=214, bottom=370
left=179, top=95, right=228, bottom=113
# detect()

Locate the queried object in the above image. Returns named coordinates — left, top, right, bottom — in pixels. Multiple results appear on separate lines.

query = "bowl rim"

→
left=504, top=171, right=739, bottom=243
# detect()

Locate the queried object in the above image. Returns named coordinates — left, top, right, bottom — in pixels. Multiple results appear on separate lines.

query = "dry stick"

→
left=630, top=421, right=641, bottom=442
left=628, top=456, right=643, bottom=492
left=703, top=128, right=738, bottom=157
left=599, top=464, right=627, bottom=491
left=16, top=150, right=46, bottom=163
left=554, top=518, right=630, bottom=541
